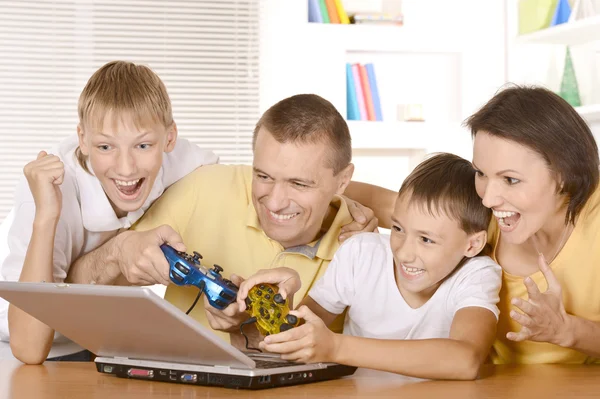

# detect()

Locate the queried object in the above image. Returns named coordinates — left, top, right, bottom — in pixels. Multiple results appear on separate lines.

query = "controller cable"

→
left=185, top=280, right=206, bottom=315
left=240, top=317, right=262, bottom=352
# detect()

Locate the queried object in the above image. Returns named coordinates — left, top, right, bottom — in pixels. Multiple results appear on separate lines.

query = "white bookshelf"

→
left=576, top=104, right=600, bottom=123
left=517, top=15, right=600, bottom=45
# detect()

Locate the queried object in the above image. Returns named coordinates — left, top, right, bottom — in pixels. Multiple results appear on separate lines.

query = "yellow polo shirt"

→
left=489, top=186, right=600, bottom=364
left=133, top=164, right=352, bottom=341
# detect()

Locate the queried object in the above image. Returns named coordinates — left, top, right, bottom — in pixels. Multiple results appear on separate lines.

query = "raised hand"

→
left=23, top=151, right=65, bottom=221
left=507, top=253, right=573, bottom=346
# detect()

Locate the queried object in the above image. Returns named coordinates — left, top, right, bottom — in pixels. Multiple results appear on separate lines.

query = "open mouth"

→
left=113, top=178, right=145, bottom=200
left=493, top=210, right=521, bottom=231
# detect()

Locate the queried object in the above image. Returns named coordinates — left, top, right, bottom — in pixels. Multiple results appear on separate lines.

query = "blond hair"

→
left=75, top=60, right=173, bottom=173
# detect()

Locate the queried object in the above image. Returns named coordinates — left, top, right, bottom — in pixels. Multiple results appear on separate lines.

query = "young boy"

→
left=237, top=153, right=502, bottom=380
left=0, top=61, right=218, bottom=364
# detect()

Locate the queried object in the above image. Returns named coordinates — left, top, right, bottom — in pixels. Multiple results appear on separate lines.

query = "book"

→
left=308, top=0, right=323, bottom=23
left=358, top=64, right=376, bottom=121
left=346, top=63, right=360, bottom=120
left=325, top=0, right=340, bottom=23
left=365, top=63, right=383, bottom=121
left=318, top=0, right=330, bottom=23
left=334, top=0, right=350, bottom=24
left=351, top=63, right=367, bottom=120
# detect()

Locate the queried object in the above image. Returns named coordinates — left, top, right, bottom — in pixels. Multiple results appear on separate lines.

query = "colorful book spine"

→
left=358, top=64, right=376, bottom=121
left=318, top=0, right=330, bottom=23
left=346, top=63, right=360, bottom=120
left=351, top=63, right=367, bottom=120
left=365, top=63, right=383, bottom=121
left=333, top=0, right=350, bottom=24
left=308, top=0, right=323, bottom=23
left=325, top=0, right=340, bottom=23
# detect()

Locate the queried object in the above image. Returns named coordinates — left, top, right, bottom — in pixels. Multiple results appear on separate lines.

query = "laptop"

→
left=0, top=282, right=356, bottom=389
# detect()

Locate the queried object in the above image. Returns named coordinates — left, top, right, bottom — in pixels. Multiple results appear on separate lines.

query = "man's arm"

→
left=345, top=181, right=396, bottom=229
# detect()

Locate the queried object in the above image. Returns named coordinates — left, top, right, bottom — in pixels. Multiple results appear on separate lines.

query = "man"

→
left=66, top=94, right=374, bottom=346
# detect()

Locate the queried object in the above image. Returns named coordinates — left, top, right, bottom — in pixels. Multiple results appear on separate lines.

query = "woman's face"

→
left=472, top=131, right=565, bottom=245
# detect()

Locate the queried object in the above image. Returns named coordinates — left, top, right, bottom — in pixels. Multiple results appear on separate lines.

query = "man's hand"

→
left=24, top=151, right=65, bottom=222
left=112, top=225, right=186, bottom=286
left=507, top=254, right=574, bottom=347
left=259, top=305, right=340, bottom=363
left=236, top=267, right=301, bottom=312
left=339, top=196, right=379, bottom=242
left=204, top=274, right=250, bottom=332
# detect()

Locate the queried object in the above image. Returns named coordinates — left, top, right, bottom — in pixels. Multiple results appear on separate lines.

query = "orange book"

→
left=358, top=64, right=376, bottom=121
left=325, top=0, right=340, bottom=24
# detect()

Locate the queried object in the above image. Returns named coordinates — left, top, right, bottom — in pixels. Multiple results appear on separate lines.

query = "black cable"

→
left=240, top=317, right=261, bottom=352
left=185, top=280, right=206, bottom=315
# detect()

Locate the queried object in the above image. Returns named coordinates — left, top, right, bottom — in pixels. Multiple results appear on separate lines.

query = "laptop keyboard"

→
left=254, top=359, right=299, bottom=369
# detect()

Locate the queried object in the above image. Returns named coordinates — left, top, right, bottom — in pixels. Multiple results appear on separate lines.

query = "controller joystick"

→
left=161, top=244, right=238, bottom=310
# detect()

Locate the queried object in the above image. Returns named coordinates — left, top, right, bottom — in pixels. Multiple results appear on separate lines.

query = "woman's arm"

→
left=262, top=306, right=497, bottom=380
left=345, top=181, right=396, bottom=229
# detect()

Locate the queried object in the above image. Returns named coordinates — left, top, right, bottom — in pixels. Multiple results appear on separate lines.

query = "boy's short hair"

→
left=252, top=94, right=351, bottom=175
left=75, top=60, right=173, bottom=173
left=398, top=153, right=491, bottom=235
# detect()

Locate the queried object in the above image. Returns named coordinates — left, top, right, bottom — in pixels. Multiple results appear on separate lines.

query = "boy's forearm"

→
left=65, top=235, right=123, bottom=285
left=345, top=181, right=395, bottom=229
left=333, top=336, right=484, bottom=380
left=9, top=217, right=58, bottom=364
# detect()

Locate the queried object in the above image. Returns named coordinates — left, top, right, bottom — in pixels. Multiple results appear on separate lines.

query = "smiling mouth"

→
left=268, top=210, right=300, bottom=221
left=113, top=178, right=144, bottom=198
left=401, top=264, right=425, bottom=276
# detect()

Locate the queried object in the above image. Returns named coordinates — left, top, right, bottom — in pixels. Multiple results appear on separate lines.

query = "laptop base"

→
left=95, top=360, right=357, bottom=389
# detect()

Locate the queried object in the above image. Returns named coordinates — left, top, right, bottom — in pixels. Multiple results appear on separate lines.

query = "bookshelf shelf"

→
left=576, top=103, right=600, bottom=123
left=307, top=23, right=461, bottom=54
left=517, top=15, right=600, bottom=45
left=348, top=120, right=448, bottom=150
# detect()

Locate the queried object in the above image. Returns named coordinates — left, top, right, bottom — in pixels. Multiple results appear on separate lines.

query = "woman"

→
left=465, top=85, right=600, bottom=364
left=347, top=85, right=600, bottom=364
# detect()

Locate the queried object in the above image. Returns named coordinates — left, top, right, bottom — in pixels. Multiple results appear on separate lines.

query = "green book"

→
left=318, top=0, right=330, bottom=23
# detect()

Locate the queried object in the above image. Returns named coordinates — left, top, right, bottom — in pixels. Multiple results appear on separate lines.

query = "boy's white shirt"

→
left=309, top=233, right=502, bottom=340
left=0, top=134, right=218, bottom=359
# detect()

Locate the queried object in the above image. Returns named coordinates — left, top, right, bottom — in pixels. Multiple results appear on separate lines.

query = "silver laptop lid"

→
left=0, top=282, right=255, bottom=369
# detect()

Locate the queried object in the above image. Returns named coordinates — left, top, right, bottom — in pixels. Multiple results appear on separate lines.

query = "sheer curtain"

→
left=0, top=0, right=260, bottom=222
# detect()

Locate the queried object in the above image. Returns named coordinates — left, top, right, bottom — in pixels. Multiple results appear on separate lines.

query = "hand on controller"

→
left=259, top=305, right=339, bottom=364
left=236, top=267, right=301, bottom=313
left=244, top=283, right=302, bottom=336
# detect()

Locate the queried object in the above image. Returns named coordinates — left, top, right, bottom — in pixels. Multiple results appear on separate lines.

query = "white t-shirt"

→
left=0, top=134, right=218, bottom=358
left=309, top=233, right=502, bottom=340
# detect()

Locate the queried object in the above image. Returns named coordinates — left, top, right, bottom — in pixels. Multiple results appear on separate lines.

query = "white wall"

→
left=259, top=0, right=507, bottom=190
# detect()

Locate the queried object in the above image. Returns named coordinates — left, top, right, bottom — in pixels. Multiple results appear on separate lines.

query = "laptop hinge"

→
left=113, top=356, right=129, bottom=360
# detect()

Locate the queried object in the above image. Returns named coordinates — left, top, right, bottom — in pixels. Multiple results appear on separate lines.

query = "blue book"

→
left=346, top=63, right=360, bottom=120
left=551, top=0, right=571, bottom=26
left=365, top=63, right=382, bottom=121
left=308, top=0, right=323, bottom=23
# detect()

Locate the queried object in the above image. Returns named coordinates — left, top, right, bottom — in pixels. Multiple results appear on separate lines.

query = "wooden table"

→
left=0, top=360, right=599, bottom=398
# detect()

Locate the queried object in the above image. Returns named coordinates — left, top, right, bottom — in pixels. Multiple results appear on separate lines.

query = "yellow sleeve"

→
left=132, top=166, right=201, bottom=236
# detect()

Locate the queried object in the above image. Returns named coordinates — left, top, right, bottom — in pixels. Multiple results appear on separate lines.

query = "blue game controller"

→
left=160, top=244, right=238, bottom=310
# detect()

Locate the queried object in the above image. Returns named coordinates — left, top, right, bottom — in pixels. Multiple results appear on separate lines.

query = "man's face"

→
left=252, top=128, right=352, bottom=249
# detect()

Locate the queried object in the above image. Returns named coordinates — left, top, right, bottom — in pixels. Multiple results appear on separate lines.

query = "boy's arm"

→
left=334, top=307, right=496, bottom=379
left=345, top=181, right=396, bottom=229
left=262, top=306, right=496, bottom=380
left=297, top=296, right=338, bottom=327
